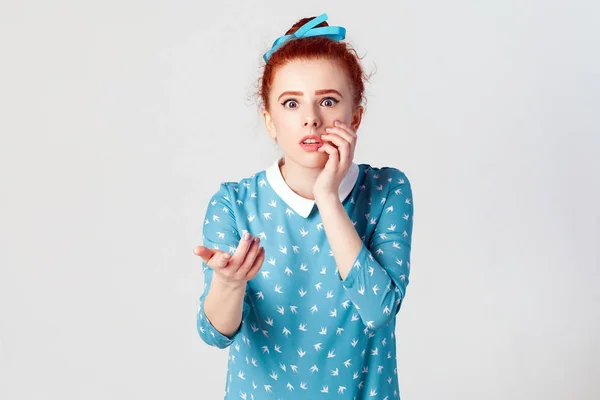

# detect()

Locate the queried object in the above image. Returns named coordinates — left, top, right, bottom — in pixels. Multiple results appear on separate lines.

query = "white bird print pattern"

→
left=197, top=161, right=414, bottom=399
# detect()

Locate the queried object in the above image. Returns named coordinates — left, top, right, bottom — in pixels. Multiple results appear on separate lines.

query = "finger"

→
left=206, top=249, right=232, bottom=270
left=194, top=245, right=218, bottom=264
left=317, top=142, right=339, bottom=154
left=235, top=238, right=262, bottom=279
left=321, top=134, right=351, bottom=166
left=330, top=120, right=357, bottom=138
left=245, top=247, right=266, bottom=280
left=323, top=130, right=355, bottom=166
left=228, top=232, right=256, bottom=272
left=322, top=133, right=351, bottom=147
left=326, top=125, right=357, bottom=151
left=334, top=120, right=357, bottom=136
left=317, top=142, right=340, bottom=167
left=325, top=125, right=356, bottom=142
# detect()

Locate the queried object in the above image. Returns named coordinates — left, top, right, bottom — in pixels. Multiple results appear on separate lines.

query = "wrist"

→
left=211, top=274, right=247, bottom=292
left=314, top=192, right=339, bottom=204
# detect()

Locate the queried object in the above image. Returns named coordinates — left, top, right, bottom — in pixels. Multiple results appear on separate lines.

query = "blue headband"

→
left=263, top=13, right=346, bottom=63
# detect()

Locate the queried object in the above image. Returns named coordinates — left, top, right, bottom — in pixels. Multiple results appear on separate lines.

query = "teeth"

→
left=303, top=140, right=319, bottom=144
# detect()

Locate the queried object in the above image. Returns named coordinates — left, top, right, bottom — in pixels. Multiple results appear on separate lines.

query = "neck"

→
left=279, top=157, right=323, bottom=201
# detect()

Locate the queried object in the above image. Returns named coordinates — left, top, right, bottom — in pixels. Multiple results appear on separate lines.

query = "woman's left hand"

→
left=313, top=120, right=357, bottom=201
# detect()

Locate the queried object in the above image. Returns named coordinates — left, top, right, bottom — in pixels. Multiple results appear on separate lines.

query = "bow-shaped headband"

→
left=263, top=13, right=346, bottom=62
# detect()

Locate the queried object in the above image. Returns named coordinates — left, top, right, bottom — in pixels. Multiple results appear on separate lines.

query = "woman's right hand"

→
left=193, top=232, right=265, bottom=288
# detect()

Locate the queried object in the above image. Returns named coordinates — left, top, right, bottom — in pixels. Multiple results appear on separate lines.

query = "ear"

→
left=351, top=105, right=364, bottom=131
left=263, top=110, right=277, bottom=141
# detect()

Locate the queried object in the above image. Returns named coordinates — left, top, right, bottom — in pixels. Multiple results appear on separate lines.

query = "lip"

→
left=299, top=134, right=323, bottom=145
left=299, top=134, right=324, bottom=152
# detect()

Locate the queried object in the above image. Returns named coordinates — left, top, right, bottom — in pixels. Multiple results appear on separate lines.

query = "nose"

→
left=304, top=107, right=322, bottom=129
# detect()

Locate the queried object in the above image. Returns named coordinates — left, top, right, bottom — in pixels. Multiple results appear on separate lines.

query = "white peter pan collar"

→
left=265, top=157, right=360, bottom=218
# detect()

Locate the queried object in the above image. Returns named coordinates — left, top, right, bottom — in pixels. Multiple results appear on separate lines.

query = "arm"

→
left=200, top=269, right=249, bottom=344
left=196, top=184, right=250, bottom=348
left=318, top=170, right=414, bottom=330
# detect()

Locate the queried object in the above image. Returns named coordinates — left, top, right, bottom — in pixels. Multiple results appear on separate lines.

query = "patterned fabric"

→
left=197, top=158, right=414, bottom=399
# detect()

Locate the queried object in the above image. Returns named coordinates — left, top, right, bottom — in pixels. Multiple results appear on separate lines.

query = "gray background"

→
left=1, top=0, right=599, bottom=399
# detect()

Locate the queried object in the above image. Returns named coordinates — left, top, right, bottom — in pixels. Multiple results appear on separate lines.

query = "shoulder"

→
left=357, top=162, right=412, bottom=191
left=208, top=167, right=268, bottom=204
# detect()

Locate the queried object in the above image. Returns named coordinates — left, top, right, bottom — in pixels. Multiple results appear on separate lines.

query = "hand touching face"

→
left=313, top=120, right=358, bottom=199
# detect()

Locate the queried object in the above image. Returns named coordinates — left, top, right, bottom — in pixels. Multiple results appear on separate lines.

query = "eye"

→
left=321, top=97, right=339, bottom=107
left=281, top=99, right=299, bottom=109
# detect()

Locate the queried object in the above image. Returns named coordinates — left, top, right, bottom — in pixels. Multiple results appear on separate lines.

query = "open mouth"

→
left=299, top=135, right=323, bottom=145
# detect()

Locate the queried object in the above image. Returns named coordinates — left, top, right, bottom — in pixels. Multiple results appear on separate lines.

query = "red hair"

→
left=257, top=16, right=369, bottom=112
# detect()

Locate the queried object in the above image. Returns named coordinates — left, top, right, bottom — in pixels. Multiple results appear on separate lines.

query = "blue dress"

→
left=197, top=157, right=415, bottom=399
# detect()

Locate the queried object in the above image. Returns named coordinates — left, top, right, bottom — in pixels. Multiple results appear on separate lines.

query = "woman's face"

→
left=263, top=58, right=363, bottom=168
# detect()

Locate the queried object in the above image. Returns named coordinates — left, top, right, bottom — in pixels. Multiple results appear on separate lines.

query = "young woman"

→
left=194, top=13, right=415, bottom=399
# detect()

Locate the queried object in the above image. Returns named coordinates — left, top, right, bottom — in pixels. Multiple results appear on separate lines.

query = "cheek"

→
left=271, top=116, right=298, bottom=143
left=326, top=116, right=349, bottom=128
left=273, top=117, right=294, bottom=134
left=327, top=108, right=353, bottom=126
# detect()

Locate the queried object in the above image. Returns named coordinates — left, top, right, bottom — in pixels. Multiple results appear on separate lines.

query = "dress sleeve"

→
left=196, top=183, right=251, bottom=349
left=340, top=170, right=414, bottom=330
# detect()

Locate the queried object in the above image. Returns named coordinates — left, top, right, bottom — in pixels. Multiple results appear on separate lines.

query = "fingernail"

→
left=223, top=253, right=231, bottom=260
left=335, top=120, right=341, bottom=126
left=325, top=128, right=332, bottom=132
left=244, top=232, right=251, bottom=240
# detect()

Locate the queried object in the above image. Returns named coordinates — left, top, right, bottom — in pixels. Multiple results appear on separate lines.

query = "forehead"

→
left=271, top=58, right=350, bottom=94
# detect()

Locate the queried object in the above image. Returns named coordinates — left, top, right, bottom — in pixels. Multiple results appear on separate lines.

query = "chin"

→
left=285, top=151, right=328, bottom=169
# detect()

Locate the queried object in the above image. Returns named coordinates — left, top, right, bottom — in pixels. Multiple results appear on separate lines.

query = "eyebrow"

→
left=278, top=89, right=343, bottom=101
